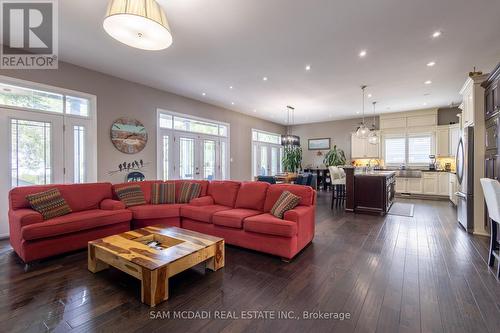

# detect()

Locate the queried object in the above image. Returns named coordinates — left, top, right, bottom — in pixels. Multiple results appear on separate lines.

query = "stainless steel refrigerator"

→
left=455, top=126, right=474, bottom=232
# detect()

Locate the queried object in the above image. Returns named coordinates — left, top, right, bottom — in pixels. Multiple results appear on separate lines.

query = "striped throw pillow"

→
left=26, top=188, right=72, bottom=220
left=178, top=182, right=201, bottom=203
left=151, top=183, right=176, bottom=204
left=115, top=185, right=146, bottom=207
left=270, top=191, right=301, bottom=219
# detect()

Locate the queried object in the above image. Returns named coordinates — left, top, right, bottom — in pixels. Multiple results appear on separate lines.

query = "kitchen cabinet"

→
left=395, top=177, right=407, bottom=193
left=407, top=178, right=423, bottom=194
left=485, top=116, right=499, bottom=153
left=449, top=125, right=460, bottom=157
left=460, top=74, right=488, bottom=127
left=482, top=63, right=500, bottom=120
left=436, top=127, right=449, bottom=157
left=422, top=173, right=438, bottom=194
left=351, top=133, right=380, bottom=159
left=449, top=173, right=457, bottom=205
left=438, top=172, right=449, bottom=196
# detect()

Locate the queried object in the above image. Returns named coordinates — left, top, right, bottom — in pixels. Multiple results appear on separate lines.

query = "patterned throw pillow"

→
left=26, top=188, right=72, bottom=220
left=151, top=183, right=176, bottom=204
left=270, top=191, right=301, bottom=219
left=115, top=185, right=146, bottom=207
left=178, top=182, right=201, bottom=203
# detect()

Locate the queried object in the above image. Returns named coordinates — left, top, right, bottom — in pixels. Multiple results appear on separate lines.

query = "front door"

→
left=173, top=134, right=221, bottom=180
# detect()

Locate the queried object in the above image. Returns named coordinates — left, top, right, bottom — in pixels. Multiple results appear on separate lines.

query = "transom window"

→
left=0, top=82, right=91, bottom=117
left=160, top=113, right=228, bottom=137
left=252, top=129, right=281, bottom=144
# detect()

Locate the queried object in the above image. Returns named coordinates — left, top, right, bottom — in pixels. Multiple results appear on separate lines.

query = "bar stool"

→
left=329, top=166, right=346, bottom=208
left=480, top=178, right=500, bottom=279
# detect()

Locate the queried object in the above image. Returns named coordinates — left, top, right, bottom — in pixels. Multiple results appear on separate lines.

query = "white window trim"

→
left=382, top=131, right=435, bottom=168
left=251, top=128, right=283, bottom=178
left=0, top=75, right=98, bottom=182
left=156, top=108, right=230, bottom=180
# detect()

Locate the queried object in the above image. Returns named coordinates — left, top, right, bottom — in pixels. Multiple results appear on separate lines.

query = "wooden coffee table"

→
left=88, top=225, right=224, bottom=307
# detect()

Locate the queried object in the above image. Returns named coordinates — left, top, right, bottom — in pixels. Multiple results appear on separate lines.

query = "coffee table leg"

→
left=141, top=267, right=169, bottom=307
left=88, top=244, right=109, bottom=273
left=206, top=240, right=225, bottom=271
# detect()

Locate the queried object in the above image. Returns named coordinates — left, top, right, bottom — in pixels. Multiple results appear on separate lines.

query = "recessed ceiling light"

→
left=359, top=50, right=367, bottom=57
left=356, top=111, right=360, bottom=114
left=367, top=93, right=372, bottom=98
left=229, top=86, right=233, bottom=89
left=432, top=30, right=442, bottom=38
left=424, top=80, right=432, bottom=85
left=427, top=61, right=436, bottom=67
left=262, top=77, right=268, bottom=81
left=253, top=109, right=257, bottom=113
left=202, top=92, right=206, bottom=96
left=305, top=65, right=311, bottom=71
left=231, top=102, right=235, bottom=105
left=423, top=102, right=428, bottom=106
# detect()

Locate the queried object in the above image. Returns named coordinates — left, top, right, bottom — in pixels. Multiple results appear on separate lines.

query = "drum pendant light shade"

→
left=103, top=0, right=173, bottom=50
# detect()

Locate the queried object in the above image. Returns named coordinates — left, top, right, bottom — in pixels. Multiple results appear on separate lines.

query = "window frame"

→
left=383, top=131, right=435, bottom=168
left=251, top=128, right=283, bottom=178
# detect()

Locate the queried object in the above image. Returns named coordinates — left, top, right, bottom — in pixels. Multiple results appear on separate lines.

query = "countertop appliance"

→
left=429, top=155, right=436, bottom=170
left=456, top=126, right=474, bottom=232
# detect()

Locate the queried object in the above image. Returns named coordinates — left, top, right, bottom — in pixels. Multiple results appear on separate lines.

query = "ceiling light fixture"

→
left=281, top=106, right=300, bottom=146
left=424, top=80, right=432, bottom=85
left=367, top=101, right=379, bottom=145
left=368, top=93, right=372, bottom=98
left=355, top=85, right=369, bottom=139
left=359, top=50, right=367, bottom=57
left=305, top=65, right=311, bottom=71
left=432, top=30, right=442, bottom=38
left=202, top=92, right=206, bottom=96
left=231, top=102, right=235, bottom=105
left=262, top=77, right=268, bottom=81
left=229, top=86, right=233, bottom=89
left=103, top=0, right=173, bottom=51
left=427, top=61, right=436, bottom=67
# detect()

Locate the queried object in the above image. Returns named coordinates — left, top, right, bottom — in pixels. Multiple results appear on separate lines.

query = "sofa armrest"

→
left=9, top=209, right=44, bottom=228
left=100, top=199, right=126, bottom=210
left=189, top=196, right=214, bottom=206
left=284, top=205, right=315, bottom=244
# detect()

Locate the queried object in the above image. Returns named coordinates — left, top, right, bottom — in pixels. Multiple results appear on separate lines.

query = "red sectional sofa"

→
left=8, top=180, right=316, bottom=263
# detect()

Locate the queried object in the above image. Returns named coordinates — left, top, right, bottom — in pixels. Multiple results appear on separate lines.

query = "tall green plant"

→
left=323, top=145, right=346, bottom=166
left=282, top=146, right=302, bottom=172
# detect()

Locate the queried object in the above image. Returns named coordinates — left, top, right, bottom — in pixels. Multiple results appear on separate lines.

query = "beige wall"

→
left=290, top=117, right=379, bottom=167
left=0, top=62, right=285, bottom=182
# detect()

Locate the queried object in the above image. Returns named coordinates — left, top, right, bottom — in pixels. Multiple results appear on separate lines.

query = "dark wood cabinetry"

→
left=483, top=63, right=500, bottom=120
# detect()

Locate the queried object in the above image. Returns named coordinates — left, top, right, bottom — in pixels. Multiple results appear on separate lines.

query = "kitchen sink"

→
left=395, top=170, right=422, bottom=178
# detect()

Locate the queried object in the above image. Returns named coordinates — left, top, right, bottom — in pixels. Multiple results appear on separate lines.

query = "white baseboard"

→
left=0, top=233, right=9, bottom=240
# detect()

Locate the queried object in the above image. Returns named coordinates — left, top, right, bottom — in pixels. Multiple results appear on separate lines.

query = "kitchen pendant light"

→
left=368, top=101, right=379, bottom=145
left=281, top=106, right=301, bottom=146
left=103, top=0, right=173, bottom=51
left=355, top=85, right=369, bottom=138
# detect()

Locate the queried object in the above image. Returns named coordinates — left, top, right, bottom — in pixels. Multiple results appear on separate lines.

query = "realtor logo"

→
left=1, top=0, right=58, bottom=69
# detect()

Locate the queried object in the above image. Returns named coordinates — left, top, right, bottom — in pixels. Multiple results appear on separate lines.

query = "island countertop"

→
left=354, top=171, right=396, bottom=178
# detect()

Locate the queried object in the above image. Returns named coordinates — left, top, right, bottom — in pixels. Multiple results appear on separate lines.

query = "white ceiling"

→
left=60, top=0, right=500, bottom=125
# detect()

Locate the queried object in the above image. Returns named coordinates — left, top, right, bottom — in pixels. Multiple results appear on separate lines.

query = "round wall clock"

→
left=110, top=118, right=148, bottom=154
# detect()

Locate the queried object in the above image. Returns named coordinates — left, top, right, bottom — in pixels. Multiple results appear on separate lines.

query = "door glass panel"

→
left=221, top=141, right=227, bottom=180
left=11, top=119, right=51, bottom=187
left=271, top=147, right=278, bottom=175
left=179, top=137, right=194, bottom=179
left=260, top=146, right=268, bottom=176
left=163, top=135, right=169, bottom=180
left=73, top=125, right=85, bottom=183
left=203, top=140, right=216, bottom=180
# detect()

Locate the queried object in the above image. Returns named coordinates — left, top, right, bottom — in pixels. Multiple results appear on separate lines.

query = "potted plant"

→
left=282, top=146, right=302, bottom=173
left=323, top=145, right=346, bottom=167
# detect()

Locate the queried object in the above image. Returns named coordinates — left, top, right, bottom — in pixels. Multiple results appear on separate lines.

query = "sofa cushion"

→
left=115, top=185, right=147, bottom=207
left=10, top=182, right=113, bottom=212
left=113, top=181, right=161, bottom=204
left=151, top=183, right=176, bottom=204
left=178, top=182, right=202, bottom=203
left=21, top=209, right=132, bottom=241
left=270, top=191, right=301, bottom=218
left=212, top=208, right=262, bottom=229
left=208, top=181, right=241, bottom=207
left=180, top=205, right=232, bottom=223
left=25, top=188, right=72, bottom=220
left=128, top=204, right=185, bottom=220
left=263, top=184, right=314, bottom=212
left=234, top=181, right=269, bottom=211
left=243, top=213, right=297, bottom=237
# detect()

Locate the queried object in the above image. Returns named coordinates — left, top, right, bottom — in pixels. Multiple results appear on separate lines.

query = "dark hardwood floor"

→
left=1, top=192, right=499, bottom=333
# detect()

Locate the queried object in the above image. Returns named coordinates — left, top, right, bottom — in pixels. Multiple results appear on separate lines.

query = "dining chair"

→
left=257, top=175, right=277, bottom=184
left=480, top=178, right=500, bottom=279
left=328, top=166, right=346, bottom=209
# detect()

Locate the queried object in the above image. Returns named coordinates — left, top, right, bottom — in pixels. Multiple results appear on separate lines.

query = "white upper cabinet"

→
left=436, top=126, right=449, bottom=157
left=460, top=74, right=489, bottom=128
left=449, top=125, right=460, bottom=157
left=351, top=133, right=380, bottom=159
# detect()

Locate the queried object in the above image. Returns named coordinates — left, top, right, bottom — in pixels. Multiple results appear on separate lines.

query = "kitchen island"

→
left=344, top=168, right=396, bottom=215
